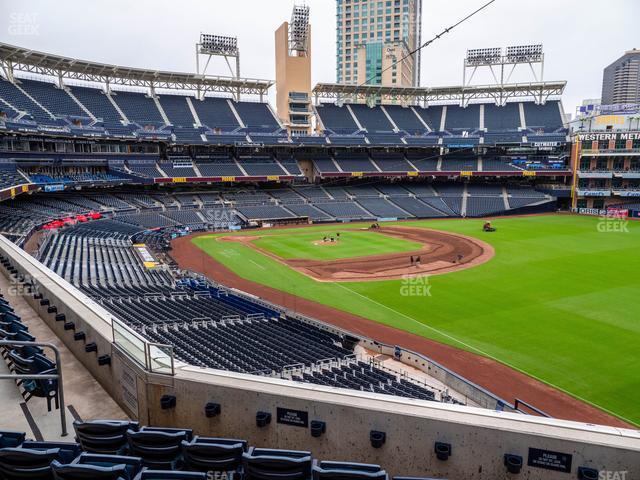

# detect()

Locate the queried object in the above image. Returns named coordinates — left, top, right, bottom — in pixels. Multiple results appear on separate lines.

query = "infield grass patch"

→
left=252, top=228, right=422, bottom=260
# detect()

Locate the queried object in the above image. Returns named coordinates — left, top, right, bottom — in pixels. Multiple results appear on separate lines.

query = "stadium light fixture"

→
left=465, top=47, right=502, bottom=66
left=289, top=4, right=310, bottom=56
left=505, top=44, right=543, bottom=63
left=199, top=34, right=239, bottom=56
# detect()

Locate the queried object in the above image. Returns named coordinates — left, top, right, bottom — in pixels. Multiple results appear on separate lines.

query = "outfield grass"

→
left=191, top=215, right=640, bottom=426
left=252, top=228, right=422, bottom=260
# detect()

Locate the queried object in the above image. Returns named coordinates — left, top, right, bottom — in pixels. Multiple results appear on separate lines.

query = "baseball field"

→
left=184, top=214, right=640, bottom=427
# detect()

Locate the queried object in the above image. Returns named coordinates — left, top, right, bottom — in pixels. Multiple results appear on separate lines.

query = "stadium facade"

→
left=570, top=104, right=640, bottom=215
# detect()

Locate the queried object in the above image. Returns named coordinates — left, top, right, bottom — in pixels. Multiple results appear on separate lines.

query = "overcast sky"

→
left=0, top=0, right=637, bottom=115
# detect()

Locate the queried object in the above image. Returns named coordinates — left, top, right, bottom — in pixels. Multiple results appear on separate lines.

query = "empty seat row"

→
left=1, top=419, right=445, bottom=480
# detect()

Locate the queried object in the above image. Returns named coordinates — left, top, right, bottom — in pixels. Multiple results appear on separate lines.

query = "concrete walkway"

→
left=0, top=269, right=126, bottom=441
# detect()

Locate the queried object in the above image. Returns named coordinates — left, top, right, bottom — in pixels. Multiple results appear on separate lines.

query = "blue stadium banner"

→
left=44, top=184, right=65, bottom=192
left=277, top=407, right=309, bottom=428
left=527, top=448, right=572, bottom=473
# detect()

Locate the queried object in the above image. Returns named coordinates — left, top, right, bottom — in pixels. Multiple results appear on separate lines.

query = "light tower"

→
left=275, top=4, right=313, bottom=135
left=195, top=34, right=241, bottom=100
left=463, top=44, right=546, bottom=105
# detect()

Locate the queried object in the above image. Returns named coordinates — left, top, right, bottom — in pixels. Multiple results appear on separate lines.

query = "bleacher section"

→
left=0, top=77, right=568, bottom=155
left=0, top=417, right=445, bottom=480
left=34, top=224, right=449, bottom=403
left=0, top=181, right=555, bottom=238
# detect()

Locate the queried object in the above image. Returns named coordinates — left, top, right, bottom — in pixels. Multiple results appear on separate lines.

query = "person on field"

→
left=410, top=255, right=414, bottom=265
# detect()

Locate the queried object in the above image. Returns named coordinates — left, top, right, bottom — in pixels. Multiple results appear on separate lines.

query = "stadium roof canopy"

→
left=312, top=81, right=567, bottom=106
left=0, top=43, right=273, bottom=97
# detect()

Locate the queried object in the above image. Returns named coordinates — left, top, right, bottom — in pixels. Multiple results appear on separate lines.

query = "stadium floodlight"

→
left=505, top=44, right=543, bottom=63
left=463, top=44, right=546, bottom=103
left=466, top=47, right=502, bottom=66
left=289, top=4, right=310, bottom=56
left=199, top=34, right=239, bottom=56
left=195, top=33, right=242, bottom=100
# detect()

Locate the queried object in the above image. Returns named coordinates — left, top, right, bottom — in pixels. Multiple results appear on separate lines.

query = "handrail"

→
left=0, top=340, right=68, bottom=436
left=514, top=398, right=551, bottom=418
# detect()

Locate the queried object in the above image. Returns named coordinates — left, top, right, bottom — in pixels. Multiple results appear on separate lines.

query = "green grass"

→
left=191, top=215, right=640, bottom=426
left=252, top=228, right=422, bottom=260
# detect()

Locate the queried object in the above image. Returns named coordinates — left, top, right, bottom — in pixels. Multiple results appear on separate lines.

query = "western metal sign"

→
left=577, top=132, right=640, bottom=142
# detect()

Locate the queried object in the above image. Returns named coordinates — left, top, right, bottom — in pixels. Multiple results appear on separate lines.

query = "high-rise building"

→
left=601, top=49, right=640, bottom=105
left=336, top=0, right=422, bottom=87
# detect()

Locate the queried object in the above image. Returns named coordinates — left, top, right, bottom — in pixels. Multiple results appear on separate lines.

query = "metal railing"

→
left=0, top=340, right=68, bottom=436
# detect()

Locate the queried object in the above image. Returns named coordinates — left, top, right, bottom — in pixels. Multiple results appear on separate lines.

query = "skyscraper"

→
left=601, top=49, right=640, bottom=105
left=336, top=0, right=422, bottom=87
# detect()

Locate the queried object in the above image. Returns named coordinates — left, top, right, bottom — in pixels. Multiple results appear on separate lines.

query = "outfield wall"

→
left=1, top=235, right=639, bottom=480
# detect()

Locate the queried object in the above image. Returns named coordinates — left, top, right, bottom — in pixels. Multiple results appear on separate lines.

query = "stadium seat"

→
left=0, top=431, right=26, bottom=449
left=312, top=461, right=388, bottom=480
left=20, top=442, right=82, bottom=464
left=51, top=460, right=132, bottom=480
left=126, top=428, right=191, bottom=469
left=133, top=471, right=206, bottom=479
left=7, top=351, right=59, bottom=411
left=73, top=420, right=140, bottom=454
left=0, top=447, right=63, bottom=480
left=51, top=453, right=142, bottom=480
left=242, top=448, right=313, bottom=480
left=181, top=436, right=247, bottom=472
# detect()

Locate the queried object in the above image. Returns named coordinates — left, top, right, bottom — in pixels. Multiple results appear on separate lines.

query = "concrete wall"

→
left=1, top=235, right=639, bottom=480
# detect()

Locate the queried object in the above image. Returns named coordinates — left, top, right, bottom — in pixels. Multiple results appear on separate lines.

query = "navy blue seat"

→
left=51, top=460, right=130, bottom=480
left=242, top=448, right=312, bottom=480
left=0, top=447, right=62, bottom=479
left=1, top=329, right=43, bottom=359
left=73, top=420, right=140, bottom=454
left=0, top=431, right=25, bottom=448
left=72, top=453, right=142, bottom=479
left=312, top=462, right=387, bottom=480
left=126, top=428, right=190, bottom=469
left=133, top=470, right=206, bottom=480
left=7, top=351, right=59, bottom=411
left=181, top=436, right=247, bottom=473
left=21, top=441, right=81, bottom=464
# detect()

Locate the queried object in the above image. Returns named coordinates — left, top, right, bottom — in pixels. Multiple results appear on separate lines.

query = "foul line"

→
left=333, top=282, right=639, bottom=427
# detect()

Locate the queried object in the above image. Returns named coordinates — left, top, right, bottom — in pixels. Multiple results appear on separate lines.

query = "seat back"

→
left=51, top=460, right=128, bottom=480
left=75, top=452, right=143, bottom=479
left=137, top=471, right=206, bottom=479
left=0, top=431, right=26, bottom=448
left=313, top=462, right=387, bottom=480
left=181, top=437, right=247, bottom=472
left=73, top=420, right=139, bottom=454
left=126, top=430, right=187, bottom=468
left=243, top=448, right=312, bottom=480
left=0, top=447, right=60, bottom=480
left=21, top=441, right=81, bottom=464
